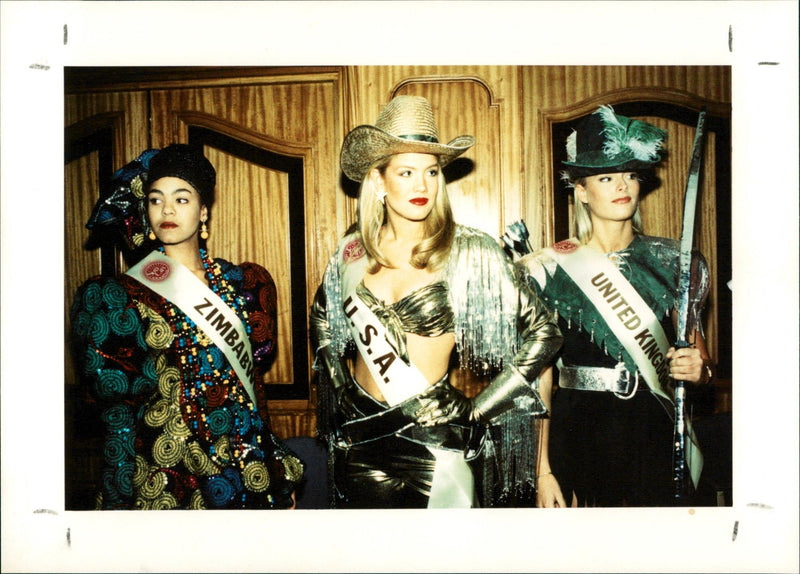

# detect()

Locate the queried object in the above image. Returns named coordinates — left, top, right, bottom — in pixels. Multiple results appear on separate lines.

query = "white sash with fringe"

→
left=340, top=241, right=474, bottom=508
left=126, top=251, right=257, bottom=405
left=545, top=242, right=703, bottom=487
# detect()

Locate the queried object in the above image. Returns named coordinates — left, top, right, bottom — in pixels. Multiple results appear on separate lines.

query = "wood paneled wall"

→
left=64, top=92, right=151, bottom=388
left=64, top=66, right=731, bottom=445
left=345, top=66, right=528, bottom=236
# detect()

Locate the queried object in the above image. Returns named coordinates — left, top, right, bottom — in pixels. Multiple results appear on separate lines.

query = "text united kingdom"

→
left=590, top=272, right=670, bottom=383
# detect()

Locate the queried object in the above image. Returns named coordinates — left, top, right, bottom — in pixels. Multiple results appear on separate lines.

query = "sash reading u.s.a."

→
left=338, top=237, right=475, bottom=507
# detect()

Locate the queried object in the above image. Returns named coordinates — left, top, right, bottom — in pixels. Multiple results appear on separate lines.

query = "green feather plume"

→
left=596, top=105, right=666, bottom=162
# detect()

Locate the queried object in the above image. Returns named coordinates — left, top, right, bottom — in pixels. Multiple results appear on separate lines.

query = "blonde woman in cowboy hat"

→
left=310, top=96, right=562, bottom=508
left=517, top=106, right=714, bottom=507
left=70, top=144, right=303, bottom=509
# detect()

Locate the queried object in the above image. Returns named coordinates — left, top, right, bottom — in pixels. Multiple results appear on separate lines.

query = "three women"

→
left=72, top=100, right=713, bottom=510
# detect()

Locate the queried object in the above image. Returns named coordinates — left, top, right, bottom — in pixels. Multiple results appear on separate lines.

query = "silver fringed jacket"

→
left=310, top=224, right=563, bottom=418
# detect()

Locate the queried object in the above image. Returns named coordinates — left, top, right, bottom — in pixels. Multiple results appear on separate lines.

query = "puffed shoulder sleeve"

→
left=239, top=261, right=278, bottom=374
left=69, top=275, right=161, bottom=403
left=233, top=262, right=305, bottom=501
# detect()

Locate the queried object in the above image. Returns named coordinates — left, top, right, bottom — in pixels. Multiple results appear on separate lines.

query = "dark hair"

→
left=147, top=144, right=216, bottom=207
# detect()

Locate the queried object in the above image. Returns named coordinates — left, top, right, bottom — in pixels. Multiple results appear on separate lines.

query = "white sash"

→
left=126, top=251, right=257, bottom=405
left=545, top=242, right=703, bottom=487
left=339, top=240, right=474, bottom=508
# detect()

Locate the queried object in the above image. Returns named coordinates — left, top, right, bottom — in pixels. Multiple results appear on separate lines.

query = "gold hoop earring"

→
left=200, top=222, right=209, bottom=240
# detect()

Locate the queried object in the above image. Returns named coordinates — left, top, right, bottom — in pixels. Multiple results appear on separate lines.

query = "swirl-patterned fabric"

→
left=71, top=253, right=303, bottom=509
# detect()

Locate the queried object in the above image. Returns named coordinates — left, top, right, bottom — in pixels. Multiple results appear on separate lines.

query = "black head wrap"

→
left=86, top=144, right=216, bottom=255
left=147, top=144, right=216, bottom=207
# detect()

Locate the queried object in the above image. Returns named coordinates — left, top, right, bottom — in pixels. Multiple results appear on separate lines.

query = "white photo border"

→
left=2, top=2, right=798, bottom=572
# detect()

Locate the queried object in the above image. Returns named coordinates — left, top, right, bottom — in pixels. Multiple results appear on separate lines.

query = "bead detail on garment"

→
left=524, top=234, right=711, bottom=377
left=71, top=249, right=302, bottom=509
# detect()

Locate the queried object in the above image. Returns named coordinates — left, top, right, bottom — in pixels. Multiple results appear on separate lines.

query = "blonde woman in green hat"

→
left=517, top=106, right=714, bottom=507
left=310, top=96, right=562, bottom=508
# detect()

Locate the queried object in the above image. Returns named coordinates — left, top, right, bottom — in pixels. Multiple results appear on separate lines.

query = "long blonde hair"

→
left=357, top=155, right=455, bottom=273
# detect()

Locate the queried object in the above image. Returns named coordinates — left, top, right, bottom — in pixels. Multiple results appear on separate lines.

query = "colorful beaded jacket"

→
left=70, top=250, right=303, bottom=509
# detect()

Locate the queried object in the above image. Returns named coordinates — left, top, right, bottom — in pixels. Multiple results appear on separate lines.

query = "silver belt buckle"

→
left=612, top=363, right=638, bottom=400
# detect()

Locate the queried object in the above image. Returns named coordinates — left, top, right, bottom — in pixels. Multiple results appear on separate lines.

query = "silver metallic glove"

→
left=414, top=367, right=537, bottom=427
left=414, top=381, right=473, bottom=427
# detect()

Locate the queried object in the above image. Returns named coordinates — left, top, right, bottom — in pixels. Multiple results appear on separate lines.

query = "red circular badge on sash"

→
left=143, top=261, right=171, bottom=282
left=342, top=239, right=365, bottom=263
left=552, top=240, right=578, bottom=254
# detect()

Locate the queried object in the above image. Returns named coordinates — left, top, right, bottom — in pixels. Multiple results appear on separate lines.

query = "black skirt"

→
left=549, top=386, right=675, bottom=507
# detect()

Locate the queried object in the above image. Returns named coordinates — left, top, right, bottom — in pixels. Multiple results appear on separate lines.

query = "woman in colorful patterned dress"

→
left=71, top=144, right=303, bottom=509
left=517, top=106, right=714, bottom=507
left=310, top=96, right=562, bottom=508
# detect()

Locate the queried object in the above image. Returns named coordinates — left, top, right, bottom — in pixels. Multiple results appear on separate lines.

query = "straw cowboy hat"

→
left=563, top=105, right=667, bottom=178
left=340, top=95, right=475, bottom=182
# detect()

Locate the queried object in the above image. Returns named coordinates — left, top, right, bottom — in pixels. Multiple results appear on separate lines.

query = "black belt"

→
left=340, top=396, right=418, bottom=445
left=337, top=379, right=477, bottom=452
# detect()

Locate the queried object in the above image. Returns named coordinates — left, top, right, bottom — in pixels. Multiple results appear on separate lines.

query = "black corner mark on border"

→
left=64, top=24, right=68, bottom=45
left=728, top=25, right=732, bottom=52
left=758, top=62, right=780, bottom=66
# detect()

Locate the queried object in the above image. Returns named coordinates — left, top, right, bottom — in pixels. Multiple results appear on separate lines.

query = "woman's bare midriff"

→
left=354, top=331, right=455, bottom=402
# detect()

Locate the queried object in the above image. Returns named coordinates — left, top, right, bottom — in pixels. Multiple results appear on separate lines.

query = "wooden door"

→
left=146, top=68, right=351, bottom=435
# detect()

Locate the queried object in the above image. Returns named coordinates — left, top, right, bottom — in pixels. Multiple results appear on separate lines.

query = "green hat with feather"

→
left=562, top=105, right=667, bottom=177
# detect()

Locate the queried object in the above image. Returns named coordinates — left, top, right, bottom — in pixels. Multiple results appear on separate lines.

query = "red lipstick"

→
left=612, top=197, right=631, bottom=204
left=160, top=222, right=178, bottom=229
left=409, top=198, right=429, bottom=206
